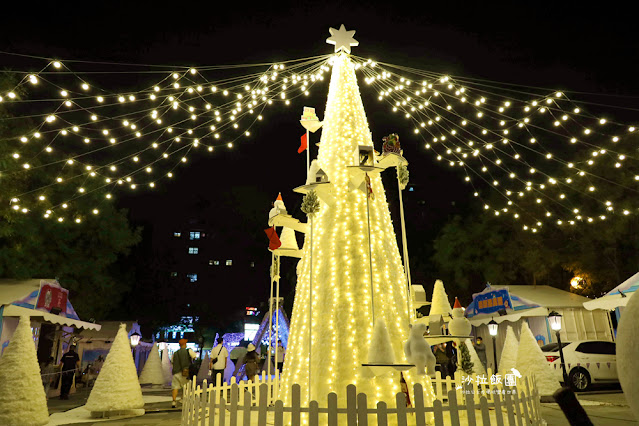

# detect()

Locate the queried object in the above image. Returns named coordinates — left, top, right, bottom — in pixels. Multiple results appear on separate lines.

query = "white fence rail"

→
left=182, top=370, right=543, bottom=425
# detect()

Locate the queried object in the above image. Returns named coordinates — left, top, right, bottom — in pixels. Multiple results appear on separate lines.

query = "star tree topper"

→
left=326, top=25, right=359, bottom=54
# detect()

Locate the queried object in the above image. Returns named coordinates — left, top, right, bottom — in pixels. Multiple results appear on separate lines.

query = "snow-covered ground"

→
left=46, top=395, right=171, bottom=425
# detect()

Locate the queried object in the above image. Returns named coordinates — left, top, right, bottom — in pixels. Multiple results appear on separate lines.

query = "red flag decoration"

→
left=264, top=226, right=282, bottom=250
left=298, top=133, right=308, bottom=153
left=365, top=173, right=375, bottom=199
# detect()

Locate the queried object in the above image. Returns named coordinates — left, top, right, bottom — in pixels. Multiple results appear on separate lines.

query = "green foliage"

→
left=397, top=164, right=409, bottom=190
left=460, top=341, right=474, bottom=375
left=0, top=74, right=141, bottom=319
left=301, top=190, right=320, bottom=216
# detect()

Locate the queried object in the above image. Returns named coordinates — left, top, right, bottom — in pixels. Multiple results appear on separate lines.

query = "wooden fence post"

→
left=291, top=383, right=301, bottom=426
left=395, top=392, right=408, bottom=426
left=493, top=390, right=505, bottom=426
left=274, top=399, right=284, bottom=426
left=377, top=401, right=388, bottom=426
left=357, top=392, right=368, bottom=426
left=465, top=383, right=477, bottom=426
left=346, top=384, right=357, bottom=426
left=447, top=389, right=460, bottom=426
left=327, top=392, right=338, bottom=426
left=512, top=388, right=523, bottom=426
left=218, top=396, right=227, bottom=426
left=433, top=399, right=444, bottom=425
left=479, top=396, right=491, bottom=425
left=258, top=383, right=268, bottom=426
left=504, top=390, right=515, bottom=426
left=413, top=383, right=426, bottom=426
left=309, top=400, right=319, bottom=426
left=229, top=383, right=239, bottom=426
left=242, top=390, right=252, bottom=425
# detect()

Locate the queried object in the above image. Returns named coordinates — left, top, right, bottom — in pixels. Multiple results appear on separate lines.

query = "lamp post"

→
left=130, top=331, right=141, bottom=359
left=548, top=311, right=568, bottom=384
left=488, top=319, right=499, bottom=373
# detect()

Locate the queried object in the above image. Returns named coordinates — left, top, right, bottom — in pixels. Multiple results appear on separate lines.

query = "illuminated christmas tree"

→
left=281, top=26, right=434, bottom=410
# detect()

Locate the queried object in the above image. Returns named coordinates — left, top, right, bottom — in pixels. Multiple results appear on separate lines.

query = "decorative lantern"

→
left=130, top=332, right=141, bottom=347
left=487, top=319, right=498, bottom=336
left=548, top=311, right=562, bottom=331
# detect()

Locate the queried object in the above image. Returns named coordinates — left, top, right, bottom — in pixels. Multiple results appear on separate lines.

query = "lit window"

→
left=187, top=273, right=198, bottom=282
left=189, top=231, right=201, bottom=240
left=250, top=261, right=255, bottom=268
left=214, top=260, right=220, bottom=265
left=188, top=247, right=199, bottom=254
left=170, top=272, right=178, bottom=277
left=173, top=232, right=181, bottom=237
left=409, top=187, right=414, bottom=192
left=226, top=260, right=232, bottom=266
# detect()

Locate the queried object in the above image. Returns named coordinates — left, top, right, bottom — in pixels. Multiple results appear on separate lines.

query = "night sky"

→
left=2, top=1, right=639, bottom=320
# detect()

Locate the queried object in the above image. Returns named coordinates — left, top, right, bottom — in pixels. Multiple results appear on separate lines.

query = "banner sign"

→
left=474, top=289, right=513, bottom=315
left=36, top=283, right=68, bottom=314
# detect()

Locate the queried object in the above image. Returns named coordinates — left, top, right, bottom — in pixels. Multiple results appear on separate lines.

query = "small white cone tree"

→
left=138, top=343, right=165, bottom=386
left=516, top=322, right=560, bottom=396
left=0, top=316, right=49, bottom=426
left=465, top=339, right=486, bottom=375
left=614, top=292, right=639, bottom=420
left=85, top=324, right=144, bottom=412
left=498, top=326, right=519, bottom=377
left=197, top=354, right=210, bottom=383
left=367, top=318, right=396, bottom=364
left=429, top=280, right=452, bottom=318
left=161, top=347, right=172, bottom=385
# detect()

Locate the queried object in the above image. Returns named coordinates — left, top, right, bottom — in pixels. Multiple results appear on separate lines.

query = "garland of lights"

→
left=2, top=47, right=639, bottom=231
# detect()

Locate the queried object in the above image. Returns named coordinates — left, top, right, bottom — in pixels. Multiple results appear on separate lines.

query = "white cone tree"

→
left=85, top=324, right=144, bottom=413
left=197, top=354, right=210, bottom=383
left=161, top=347, right=172, bottom=385
left=516, top=322, right=560, bottom=396
left=280, top=49, right=434, bottom=410
left=0, top=316, right=48, bottom=426
left=498, top=325, right=519, bottom=377
left=429, top=280, right=452, bottom=318
left=138, top=343, right=165, bottom=386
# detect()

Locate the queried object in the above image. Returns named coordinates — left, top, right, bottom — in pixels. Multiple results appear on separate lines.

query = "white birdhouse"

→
left=354, top=145, right=374, bottom=167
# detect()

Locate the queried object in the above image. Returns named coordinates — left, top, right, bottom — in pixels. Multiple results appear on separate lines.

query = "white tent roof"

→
left=583, top=272, right=639, bottom=311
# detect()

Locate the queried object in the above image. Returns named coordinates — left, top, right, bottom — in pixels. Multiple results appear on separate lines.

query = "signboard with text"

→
left=36, top=283, right=68, bottom=313
left=474, top=288, right=512, bottom=315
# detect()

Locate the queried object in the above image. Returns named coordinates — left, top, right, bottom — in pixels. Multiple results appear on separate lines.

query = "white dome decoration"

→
left=515, top=322, right=560, bottom=396
left=138, top=343, right=165, bottom=386
left=161, top=347, right=172, bottom=385
left=448, top=297, right=471, bottom=337
left=498, top=326, right=519, bottom=377
left=617, top=291, right=639, bottom=420
left=0, top=316, right=49, bottom=426
left=85, top=324, right=145, bottom=413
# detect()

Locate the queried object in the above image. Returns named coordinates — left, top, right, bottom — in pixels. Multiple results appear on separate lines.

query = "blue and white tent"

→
left=465, top=285, right=547, bottom=324
left=583, top=272, right=639, bottom=311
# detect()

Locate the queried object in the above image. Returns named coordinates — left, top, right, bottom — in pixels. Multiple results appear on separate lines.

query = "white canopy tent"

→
left=583, top=272, right=638, bottom=311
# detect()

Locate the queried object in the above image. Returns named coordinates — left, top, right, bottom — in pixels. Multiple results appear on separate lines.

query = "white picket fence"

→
left=181, top=370, right=543, bottom=425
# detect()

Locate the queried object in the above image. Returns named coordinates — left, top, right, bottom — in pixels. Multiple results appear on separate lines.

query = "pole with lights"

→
left=130, top=331, right=141, bottom=366
left=488, top=319, right=499, bottom=372
left=548, top=311, right=568, bottom=384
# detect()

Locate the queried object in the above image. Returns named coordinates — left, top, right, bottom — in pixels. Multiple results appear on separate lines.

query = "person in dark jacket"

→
left=234, top=343, right=260, bottom=382
left=474, top=337, right=488, bottom=371
left=433, top=343, right=450, bottom=377
left=59, top=345, right=80, bottom=400
left=446, top=341, right=457, bottom=376
left=171, top=338, right=192, bottom=407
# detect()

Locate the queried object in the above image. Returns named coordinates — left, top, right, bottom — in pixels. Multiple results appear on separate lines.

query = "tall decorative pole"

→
left=397, top=163, right=412, bottom=321
left=301, top=190, right=320, bottom=402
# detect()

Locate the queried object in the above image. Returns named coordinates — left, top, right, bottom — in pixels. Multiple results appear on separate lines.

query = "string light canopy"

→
left=1, top=31, right=638, bottom=231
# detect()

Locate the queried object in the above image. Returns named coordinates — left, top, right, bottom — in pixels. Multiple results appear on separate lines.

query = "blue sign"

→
left=474, top=289, right=512, bottom=315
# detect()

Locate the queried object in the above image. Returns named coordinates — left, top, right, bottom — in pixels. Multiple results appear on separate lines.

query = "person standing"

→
left=234, top=343, right=260, bottom=382
left=276, top=340, right=285, bottom=374
left=209, top=337, right=229, bottom=384
left=446, top=340, right=457, bottom=376
left=59, top=345, right=80, bottom=400
left=474, top=337, right=488, bottom=371
left=434, top=343, right=450, bottom=377
left=171, top=338, right=192, bottom=408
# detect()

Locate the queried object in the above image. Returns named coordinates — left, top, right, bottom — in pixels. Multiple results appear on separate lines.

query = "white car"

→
left=541, top=340, right=617, bottom=391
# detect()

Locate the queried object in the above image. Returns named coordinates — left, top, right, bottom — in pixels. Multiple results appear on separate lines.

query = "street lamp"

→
left=130, top=332, right=141, bottom=347
left=487, top=319, right=499, bottom=373
left=548, top=311, right=568, bottom=384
